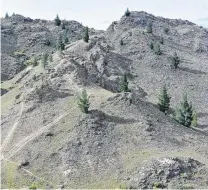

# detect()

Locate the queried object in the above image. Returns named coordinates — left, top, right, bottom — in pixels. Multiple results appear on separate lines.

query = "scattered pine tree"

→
left=172, top=52, right=180, bottom=69
left=54, top=14, right=61, bottom=26
left=77, top=89, right=90, bottom=113
left=125, top=8, right=130, bottom=17
left=83, top=26, right=89, bottom=43
left=157, top=85, right=171, bottom=114
left=120, top=73, right=130, bottom=92
left=174, top=94, right=194, bottom=127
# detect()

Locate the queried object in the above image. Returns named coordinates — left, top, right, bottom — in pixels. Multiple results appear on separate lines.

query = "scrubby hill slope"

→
left=1, top=11, right=208, bottom=189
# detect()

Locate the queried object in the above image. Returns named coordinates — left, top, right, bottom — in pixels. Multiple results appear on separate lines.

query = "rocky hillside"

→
left=1, top=14, right=102, bottom=80
left=1, top=11, right=208, bottom=189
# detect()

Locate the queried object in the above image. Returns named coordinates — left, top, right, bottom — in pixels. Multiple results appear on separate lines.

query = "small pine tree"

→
left=120, top=74, right=129, bottom=92
left=41, top=53, right=48, bottom=69
left=57, top=35, right=65, bottom=50
left=154, top=44, right=162, bottom=55
left=120, top=39, right=124, bottom=46
left=54, top=14, right=61, bottom=26
left=125, top=8, right=130, bottom=17
left=172, top=52, right=180, bottom=69
left=5, top=12, right=9, bottom=18
left=157, top=85, right=171, bottom=114
left=149, top=42, right=154, bottom=49
left=174, top=94, right=194, bottom=127
left=191, top=111, right=198, bottom=127
left=49, top=54, right=53, bottom=62
left=147, top=22, right=153, bottom=33
left=77, top=89, right=90, bottom=113
left=83, top=26, right=89, bottom=43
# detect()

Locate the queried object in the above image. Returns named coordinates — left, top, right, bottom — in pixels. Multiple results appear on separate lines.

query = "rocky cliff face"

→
left=1, top=12, right=208, bottom=189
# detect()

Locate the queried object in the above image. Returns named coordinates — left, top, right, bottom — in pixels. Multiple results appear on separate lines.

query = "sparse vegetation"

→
left=191, top=111, right=198, bottom=127
left=160, top=37, right=164, bottom=44
left=157, top=85, right=171, bottom=114
left=164, top=28, right=169, bottom=34
left=125, top=8, right=130, bottom=17
left=25, top=57, right=38, bottom=67
left=49, top=54, right=53, bottom=62
left=41, top=53, right=48, bottom=69
left=83, top=26, right=89, bottom=43
left=174, top=94, right=194, bottom=127
left=54, top=14, right=61, bottom=26
left=13, top=50, right=26, bottom=57
left=120, top=39, right=124, bottom=46
left=5, top=12, right=9, bottom=18
left=149, top=42, right=154, bottom=49
left=154, top=44, right=162, bottom=55
left=77, top=89, right=90, bottom=113
left=28, top=184, right=37, bottom=189
left=147, top=22, right=153, bottom=33
left=61, top=22, right=66, bottom=29
left=56, top=35, right=65, bottom=50
left=64, top=31, right=69, bottom=44
left=172, top=52, right=180, bottom=69
left=120, top=73, right=130, bottom=92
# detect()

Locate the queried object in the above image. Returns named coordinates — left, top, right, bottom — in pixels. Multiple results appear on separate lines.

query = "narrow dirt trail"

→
left=1, top=101, right=24, bottom=155
left=4, top=107, right=75, bottom=159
